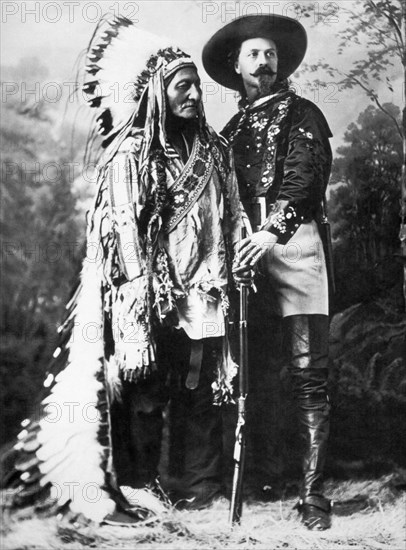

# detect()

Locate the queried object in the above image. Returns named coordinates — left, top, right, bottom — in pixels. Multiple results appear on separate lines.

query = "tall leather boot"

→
left=283, top=314, right=332, bottom=530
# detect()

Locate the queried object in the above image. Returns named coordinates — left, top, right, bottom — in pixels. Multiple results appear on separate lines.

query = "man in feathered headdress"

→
left=90, top=19, right=246, bottom=512
left=9, top=17, right=244, bottom=524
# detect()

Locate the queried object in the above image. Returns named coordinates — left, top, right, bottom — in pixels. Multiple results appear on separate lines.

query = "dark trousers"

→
left=110, top=329, right=223, bottom=502
left=110, top=370, right=168, bottom=488
left=244, top=282, right=288, bottom=489
left=246, top=314, right=287, bottom=486
left=168, top=332, right=223, bottom=504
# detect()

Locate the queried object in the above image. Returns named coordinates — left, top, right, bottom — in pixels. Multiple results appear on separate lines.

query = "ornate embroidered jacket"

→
left=222, top=90, right=332, bottom=244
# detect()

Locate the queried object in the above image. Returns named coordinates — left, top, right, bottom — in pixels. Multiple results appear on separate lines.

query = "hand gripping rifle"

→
left=229, top=226, right=249, bottom=526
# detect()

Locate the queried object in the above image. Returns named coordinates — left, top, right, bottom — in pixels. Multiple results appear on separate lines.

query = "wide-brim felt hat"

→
left=202, top=15, right=307, bottom=90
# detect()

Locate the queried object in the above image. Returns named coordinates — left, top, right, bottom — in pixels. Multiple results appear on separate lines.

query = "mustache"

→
left=251, top=67, right=277, bottom=77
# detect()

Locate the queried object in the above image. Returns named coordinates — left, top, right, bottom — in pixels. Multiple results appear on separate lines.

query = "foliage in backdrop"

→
left=0, top=58, right=87, bottom=443
left=0, top=53, right=405, bottom=474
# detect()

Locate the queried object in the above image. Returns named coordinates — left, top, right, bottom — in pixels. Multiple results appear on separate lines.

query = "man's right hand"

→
left=232, top=264, right=254, bottom=286
left=234, top=230, right=277, bottom=271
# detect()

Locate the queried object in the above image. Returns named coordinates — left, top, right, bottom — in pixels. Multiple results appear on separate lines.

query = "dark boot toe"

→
left=295, top=495, right=332, bottom=531
left=301, top=503, right=331, bottom=530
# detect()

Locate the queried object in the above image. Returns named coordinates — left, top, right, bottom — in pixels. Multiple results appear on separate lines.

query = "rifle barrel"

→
left=229, top=225, right=249, bottom=526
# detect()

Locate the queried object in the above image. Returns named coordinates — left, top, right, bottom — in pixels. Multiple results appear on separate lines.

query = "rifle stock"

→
left=229, top=227, right=249, bottom=526
left=229, top=395, right=246, bottom=524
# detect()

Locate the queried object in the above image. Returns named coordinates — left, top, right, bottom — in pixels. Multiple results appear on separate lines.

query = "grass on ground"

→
left=1, top=474, right=405, bottom=550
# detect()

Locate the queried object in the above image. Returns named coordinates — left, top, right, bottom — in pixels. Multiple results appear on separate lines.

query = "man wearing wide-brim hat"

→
left=203, top=14, right=334, bottom=530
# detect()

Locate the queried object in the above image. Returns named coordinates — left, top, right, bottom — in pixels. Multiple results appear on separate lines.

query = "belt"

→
left=185, top=339, right=203, bottom=390
left=248, top=196, right=270, bottom=231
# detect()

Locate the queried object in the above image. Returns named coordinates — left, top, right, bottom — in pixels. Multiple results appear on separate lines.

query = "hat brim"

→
left=202, top=15, right=307, bottom=90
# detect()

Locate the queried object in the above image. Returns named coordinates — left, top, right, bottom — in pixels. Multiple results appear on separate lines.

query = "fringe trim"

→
left=212, top=333, right=238, bottom=406
left=191, top=281, right=237, bottom=405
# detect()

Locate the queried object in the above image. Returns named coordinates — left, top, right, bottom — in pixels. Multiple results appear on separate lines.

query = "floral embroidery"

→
left=272, top=209, right=287, bottom=233
left=263, top=202, right=304, bottom=240
left=226, top=105, right=249, bottom=145
left=298, top=127, right=314, bottom=150
left=260, top=96, right=293, bottom=187
left=227, top=94, right=293, bottom=164
left=163, top=138, right=214, bottom=232
left=298, top=127, right=313, bottom=140
left=250, top=113, right=268, bottom=133
left=172, top=190, right=187, bottom=206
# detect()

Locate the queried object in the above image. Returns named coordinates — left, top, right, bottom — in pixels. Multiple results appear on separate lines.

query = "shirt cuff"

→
left=261, top=202, right=305, bottom=244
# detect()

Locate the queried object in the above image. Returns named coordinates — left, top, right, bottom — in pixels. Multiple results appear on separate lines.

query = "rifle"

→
left=229, top=227, right=249, bottom=526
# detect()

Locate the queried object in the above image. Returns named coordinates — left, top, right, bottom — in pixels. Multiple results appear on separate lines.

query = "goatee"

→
left=258, top=74, right=276, bottom=98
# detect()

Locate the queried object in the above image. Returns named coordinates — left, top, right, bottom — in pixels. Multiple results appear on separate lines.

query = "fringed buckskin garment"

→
left=98, top=127, right=241, bottom=402
left=5, top=16, right=243, bottom=523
